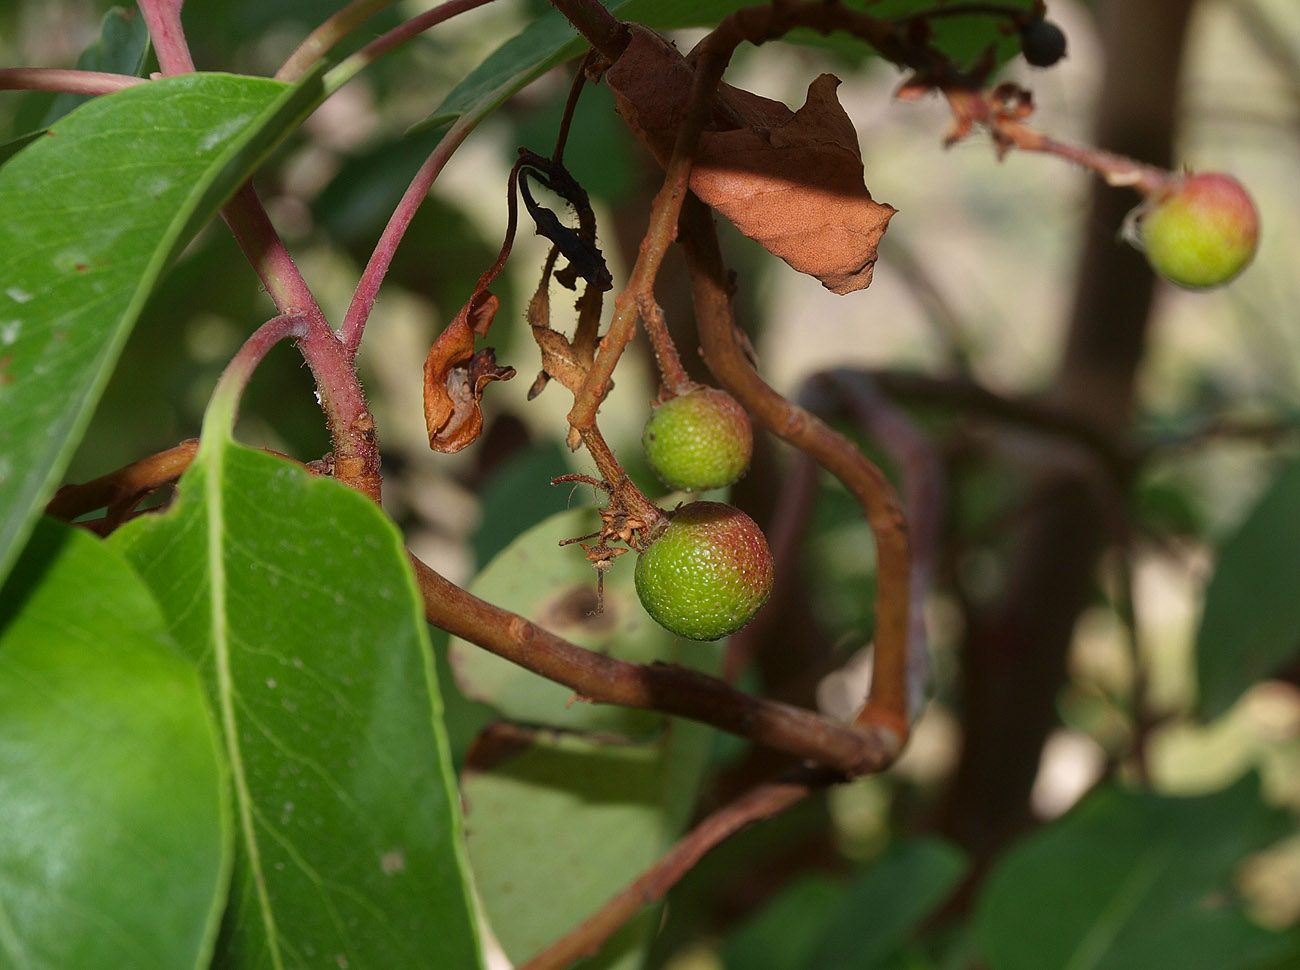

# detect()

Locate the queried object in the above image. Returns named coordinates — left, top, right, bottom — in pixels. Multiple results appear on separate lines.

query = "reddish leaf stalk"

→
left=221, top=182, right=326, bottom=323
left=0, top=68, right=147, bottom=95
left=322, top=0, right=499, bottom=91
left=136, top=0, right=196, bottom=75
left=340, top=113, right=477, bottom=359
left=411, top=552, right=903, bottom=775
left=276, top=0, right=399, bottom=82
left=519, top=765, right=839, bottom=970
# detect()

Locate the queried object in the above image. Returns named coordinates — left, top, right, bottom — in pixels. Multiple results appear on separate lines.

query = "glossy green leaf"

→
left=463, top=719, right=712, bottom=969
left=976, top=775, right=1300, bottom=970
left=1197, top=455, right=1300, bottom=718
left=40, top=6, right=152, bottom=126
left=450, top=507, right=718, bottom=737
left=724, top=839, right=967, bottom=970
left=0, top=68, right=326, bottom=586
left=0, top=517, right=228, bottom=970
left=110, top=432, right=483, bottom=969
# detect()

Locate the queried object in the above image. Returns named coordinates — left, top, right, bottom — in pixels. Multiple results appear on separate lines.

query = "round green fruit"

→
left=1133, top=173, right=1259, bottom=289
left=642, top=387, right=752, bottom=492
left=634, top=501, right=774, bottom=641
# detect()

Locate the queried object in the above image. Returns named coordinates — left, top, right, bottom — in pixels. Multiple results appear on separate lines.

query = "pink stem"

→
left=276, top=0, right=399, bottom=82
left=323, top=0, right=497, bottom=91
left=221, top=183, right=326, bottom=321
left=0, top=68, right=147, bottom=95
left=339, top=113, right=476, bottom=358
left=135, top=0, right=196, bottom=75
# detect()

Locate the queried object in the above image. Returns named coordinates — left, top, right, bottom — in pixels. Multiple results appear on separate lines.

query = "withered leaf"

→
left=606, top=25, right=895, bottom=295
left=423, top=291, right=516, bottom=453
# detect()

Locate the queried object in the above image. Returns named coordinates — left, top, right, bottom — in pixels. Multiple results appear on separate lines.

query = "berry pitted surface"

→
left=642, top=387, right=752, bottom=492
left=634, top=501, right=774, bottom=641
left=1134, top=173, right=1260, bottom=289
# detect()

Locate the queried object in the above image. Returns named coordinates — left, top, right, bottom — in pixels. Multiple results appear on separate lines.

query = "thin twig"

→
left=810, top=370, right=947, bottom=718
left=340, top=112, right=477, bottom=358
left=322, top=0, right=498, bottom=93
left=46, top=440, right=200, bottom=522
left=518, top=765, right=838, bottom=970
left=277, top=0, right=399, bottom=82
left=136, top=0, right=196, bottom=75
left=411, top=552, right=904, bottom=774
left=0, top=68, right=147, bottom=95
left=681, top=197, right=912, bottom=739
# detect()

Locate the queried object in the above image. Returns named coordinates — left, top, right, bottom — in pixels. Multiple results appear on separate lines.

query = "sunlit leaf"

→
left=111, top=422, right=483, bottom=969
left=0, top=517, right=228, bottom=970
left=0, top=68, right=326, bottom=586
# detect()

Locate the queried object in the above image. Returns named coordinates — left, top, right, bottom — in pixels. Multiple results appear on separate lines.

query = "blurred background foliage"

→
left=5, top=0, right=1300, bottom=967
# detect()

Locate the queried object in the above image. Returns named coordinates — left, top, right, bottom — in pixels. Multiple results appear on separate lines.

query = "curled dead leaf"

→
left=423, top=291, right=516, bottom=453
left=606, top=25, right=895, bottom=295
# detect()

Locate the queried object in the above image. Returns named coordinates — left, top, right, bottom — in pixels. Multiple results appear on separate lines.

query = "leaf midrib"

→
left=204, top=433, right=283, bottom=970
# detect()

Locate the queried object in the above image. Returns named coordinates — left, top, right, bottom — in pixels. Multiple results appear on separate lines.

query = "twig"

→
left=518, top=764, right=839, bottom=970
left=0, top=68, right=147, bottom=95
left=276, top=0, right=399, bottom=82
left=322, top=0, right=498, bottom=93
left=411, top=552, right=903, bottom=775
left=221, top=182, right=325, bottom=320
left=808, top=370, right=947, bottom=719
left=46, top=440, right=199, bottom=523
left=680, top=196, right=911, bottom=739
left=544, top=0, right=631, bottom=62
left=340, top=112, right=477, bottom=358
left=136, top=0, right=196, bottom=75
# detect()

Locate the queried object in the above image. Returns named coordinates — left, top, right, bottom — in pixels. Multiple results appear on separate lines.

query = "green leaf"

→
left=1197, top=455, right=1300, bottom=718
left=421, top=0, right=1034, bottom=133
left=724, top=839, right=967, bottom=970
left=40, top=6, right=152, bottom=127
left=462, top=721, right=712, bottom=969
left=0, top=517, right=229, bottom=970
left=110, top=438, right=483, bottom=969
left=975, top=775, right=1300, bottom=970
left=0, top=68, right=327, bottom=587
left=450, top=507, right=718, bottom=737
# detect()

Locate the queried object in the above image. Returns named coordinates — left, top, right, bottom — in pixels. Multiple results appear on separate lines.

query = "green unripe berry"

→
left=634, top=501, right=774, bottom=641
left=1131, top=173, right=1259, bottom=289
left=642, top=388, right=752, bottom=492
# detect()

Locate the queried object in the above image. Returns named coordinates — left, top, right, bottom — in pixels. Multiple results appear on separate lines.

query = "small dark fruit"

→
left=633, top=501, right=774, bottom=641
left=1020, top=18, right=1067, bottom=67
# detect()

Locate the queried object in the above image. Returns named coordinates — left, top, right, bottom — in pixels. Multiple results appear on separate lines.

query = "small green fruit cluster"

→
left=642, top=387, right=752, bottom=492
left=634, top=501, right=774, bottom=641
left=1130, top=173, right=1260, bottom=289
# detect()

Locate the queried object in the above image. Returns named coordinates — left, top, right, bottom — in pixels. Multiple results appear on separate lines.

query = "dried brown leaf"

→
left=423, top=291, right=516, bottom=453
left=606, top=25, right=896, bottom=295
